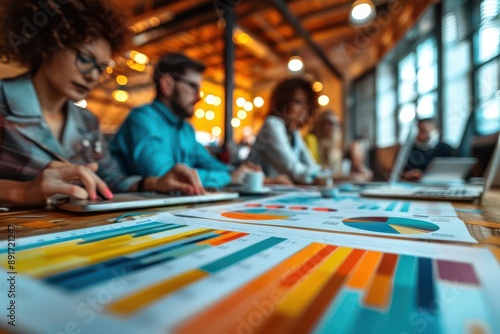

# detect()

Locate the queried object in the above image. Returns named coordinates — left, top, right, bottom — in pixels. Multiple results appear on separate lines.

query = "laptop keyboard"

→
left=413, top=188, right=477, bottom=197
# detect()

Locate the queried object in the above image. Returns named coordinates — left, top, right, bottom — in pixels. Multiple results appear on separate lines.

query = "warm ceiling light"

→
left=244, top=101, right=253, bottom=112
left=237, top=110, right=247, bottom=120
left=126, top=59, right=146, bottom=72
left=253, top=96, right=264, bottom=108
left=349, top=0, right=376, bottom=25
left=112, top=90, right=129, bottom=102
left=212, top=126, right=222, bottom=136
left=234, top=31, right=252, bottom=45
left=195, top=108, right=205, bottom=119
left=288, top=55, right=304, bottom=72
left=236, top=97, right=246, bottom=107
left=312, top=82, right=323, bottom=92
left=318, top=95, right=330, bottom=106
left=231, top=118, right=241, bottom=128
left=116, top=75, right=128, bottom=86
left=129, top=50, right=149, bottom=65
left=213, top=96, right=222, bottom=106
left=205, top=110, right=215, bottom=120
left=205, top=94, right=215, bottom=105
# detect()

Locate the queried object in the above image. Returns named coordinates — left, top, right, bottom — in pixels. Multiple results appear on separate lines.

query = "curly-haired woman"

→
left=0, top=0, right=204, bottom=206
left=248, top=77, right=328, bottom=184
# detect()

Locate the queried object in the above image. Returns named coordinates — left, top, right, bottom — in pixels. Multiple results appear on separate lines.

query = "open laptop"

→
left=337, top=123, right=418, bottom=189
left=360, top=134, right=500, bottom=201
left=56, top=192, right=239, bottom=212
left=419, top=157, right=477, bottom=185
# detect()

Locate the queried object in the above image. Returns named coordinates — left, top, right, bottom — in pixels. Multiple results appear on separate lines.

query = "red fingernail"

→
left=104, top=188, right=114, bottom=199
left=90, top=193, right=97, bottom=200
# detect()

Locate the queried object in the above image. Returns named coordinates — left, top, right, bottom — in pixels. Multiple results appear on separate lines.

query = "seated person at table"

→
left=248, top=78, right=327, bottom=184
left=305, top=110, right=343, bottom=172
left=0, top=0, right=204, bottom=206
left=111, top=53, right=292, bottom=189
left=402, top=118, right=453, bottom=180
left=305, top=111, right=372, bottom=181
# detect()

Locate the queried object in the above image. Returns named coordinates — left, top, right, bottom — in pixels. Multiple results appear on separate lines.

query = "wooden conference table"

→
left=1, top=189, right=500, bottom=247
left=1, top=189, right=499, bottom=334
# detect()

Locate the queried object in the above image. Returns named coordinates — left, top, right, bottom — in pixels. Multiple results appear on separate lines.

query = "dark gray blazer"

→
left=0, top=73, right=140, bottom=192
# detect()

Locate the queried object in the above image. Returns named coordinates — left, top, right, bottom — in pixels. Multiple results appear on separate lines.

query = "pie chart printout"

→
left=342, top=216, right=440, bottom=234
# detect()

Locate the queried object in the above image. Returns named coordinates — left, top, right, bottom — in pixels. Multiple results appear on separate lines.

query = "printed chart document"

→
left=179, top=192, right=476, bottom=243
left=0, top=213, right=498, bottom=333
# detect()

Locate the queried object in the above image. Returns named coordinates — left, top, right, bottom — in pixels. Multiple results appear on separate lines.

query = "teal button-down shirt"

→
left=111, top=100, right=231, bottom=189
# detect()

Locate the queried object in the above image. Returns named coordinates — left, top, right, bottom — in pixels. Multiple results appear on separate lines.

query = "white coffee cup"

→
left=242, top=171, right=264, bottom=191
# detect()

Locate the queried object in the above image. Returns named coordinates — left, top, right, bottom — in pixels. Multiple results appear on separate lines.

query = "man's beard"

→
left=171, top=87, right=192, bottom=119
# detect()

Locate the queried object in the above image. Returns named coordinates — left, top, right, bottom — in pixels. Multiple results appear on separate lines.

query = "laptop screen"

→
left=388, top=122, right=418, bottom=183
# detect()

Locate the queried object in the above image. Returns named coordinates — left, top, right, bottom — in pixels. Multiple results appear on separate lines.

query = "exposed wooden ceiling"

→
left=104, top=0, right=434, bottom=90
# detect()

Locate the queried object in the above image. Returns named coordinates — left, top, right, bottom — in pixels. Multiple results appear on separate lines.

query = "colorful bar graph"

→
left=3, top=217, right=498, bottom=334
left=175, top=243, right=330, bottom=334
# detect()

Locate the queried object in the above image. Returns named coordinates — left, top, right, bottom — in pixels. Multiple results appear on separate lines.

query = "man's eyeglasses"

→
left=170, top=74, right=201, bottom=92
left=72, top=48, right=112, bottom=84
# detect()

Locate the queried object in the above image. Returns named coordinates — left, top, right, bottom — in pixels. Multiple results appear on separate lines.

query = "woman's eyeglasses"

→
left=72, top=48, right=113, bottom=84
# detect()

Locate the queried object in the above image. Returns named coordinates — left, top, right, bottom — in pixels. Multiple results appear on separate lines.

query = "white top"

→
left=248, top=116, right=321, bottom=183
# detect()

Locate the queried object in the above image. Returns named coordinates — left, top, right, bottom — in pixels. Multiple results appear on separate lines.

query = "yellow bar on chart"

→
left=274, top=247, right=352, bottom=318
left=22, top=229, right=212, bottom=277
left=108, top=269, right=208, bottom=315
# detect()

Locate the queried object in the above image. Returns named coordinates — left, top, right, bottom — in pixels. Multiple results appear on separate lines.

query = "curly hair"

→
left=0, top=0, right=129, bottom=70
left=268, top=77, right=319, bottom=127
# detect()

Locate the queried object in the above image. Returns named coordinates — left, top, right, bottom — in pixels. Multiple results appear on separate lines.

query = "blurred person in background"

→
left=248, top=77, right=329, bottom=185
left=403, top=118, right=453, bottom=181
left=305, top=110, right=344, bottom=176
left=111, top=53, right=291, bottom=189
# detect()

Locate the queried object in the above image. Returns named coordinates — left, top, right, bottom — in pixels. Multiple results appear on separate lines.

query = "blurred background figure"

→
left=304, top=110, right=343, bottom=176
left=403, top=118, right=453, bottom=180
left=348, top=136, right=373, bottom=181
left=248, top=77, right=324, bottom=185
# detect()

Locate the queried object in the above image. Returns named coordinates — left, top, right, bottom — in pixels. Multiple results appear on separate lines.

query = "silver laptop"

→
left=56, top=192, right=239, bottom=212
left=361, top=134, right=500, bottom=201
left=419, top=157, right=477, bottom=185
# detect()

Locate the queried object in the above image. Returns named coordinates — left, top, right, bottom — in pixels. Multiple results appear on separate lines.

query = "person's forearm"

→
left=129, top=177, right=160, bottom=192
left=0, top=180, right=27, bottom=205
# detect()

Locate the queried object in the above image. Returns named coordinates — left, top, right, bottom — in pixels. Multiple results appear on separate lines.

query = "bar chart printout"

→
left=0, top=213, right=498, bottom=334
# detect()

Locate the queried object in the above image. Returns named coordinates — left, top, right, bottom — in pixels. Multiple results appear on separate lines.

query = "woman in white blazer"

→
left=248, top=78, right=324, bottom=184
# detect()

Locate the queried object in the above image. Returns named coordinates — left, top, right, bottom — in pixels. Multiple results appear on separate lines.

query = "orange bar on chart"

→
left=363, top=253, right=399, bottom=309
left=347, top=251, right=383, bottom=289
left=108, top=269, right=208, bottom=315
left=197, top=232, right=247, bottom=246
left=174, top=243, right=329, bottom=334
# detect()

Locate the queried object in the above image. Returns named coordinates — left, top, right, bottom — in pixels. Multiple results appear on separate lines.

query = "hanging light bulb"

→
left=288, top=55, right=304, bottom=72
left=349, top=0, right=376, bottom=25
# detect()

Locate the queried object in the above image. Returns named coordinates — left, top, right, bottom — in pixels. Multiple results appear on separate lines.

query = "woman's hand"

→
left=147, top=163, right=205, bottom=195
left=19, top=162, right=113, bottom=206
